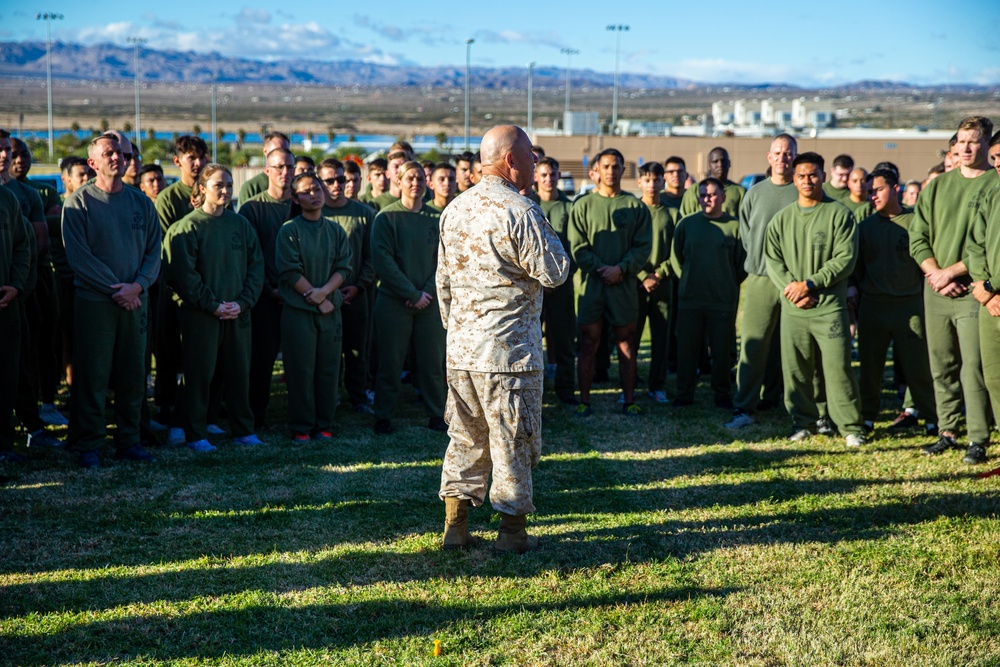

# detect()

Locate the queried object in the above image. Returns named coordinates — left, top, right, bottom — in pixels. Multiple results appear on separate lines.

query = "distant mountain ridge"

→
left=0, top=41, right=992, bottom=92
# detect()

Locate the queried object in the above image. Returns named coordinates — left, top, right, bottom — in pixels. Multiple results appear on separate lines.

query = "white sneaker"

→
left=724, top=411, right=754, bottom=429
left=845, top=434, right=867, bottom=448
left=789, top=428, right=812, bottom=442
left=167, top=427, right=185, bottom=446
left=647, top=390, right=670, bottom=404
left=206, top=424, right=226, bottom=435
left=39, top=403, right=69, bottom=426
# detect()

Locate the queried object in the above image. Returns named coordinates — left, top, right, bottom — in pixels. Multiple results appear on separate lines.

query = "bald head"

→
left=480, top=125, right=525, bottom=167
left=480, top=125, right=535, bottom=191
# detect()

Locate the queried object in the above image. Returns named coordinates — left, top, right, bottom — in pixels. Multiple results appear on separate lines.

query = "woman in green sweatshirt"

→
left=164, top=164, right=265, bottom=452
left=370, top=161, right=446, bottom=434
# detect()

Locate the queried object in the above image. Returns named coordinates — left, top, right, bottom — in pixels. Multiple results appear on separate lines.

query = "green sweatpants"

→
left=636, top=279, right=671, bottom=392
left=923, top=285, right=990, bottom=442
left=70, top=296, right=148, bottom=453
left=373, top=292, right=446, bottom=421
left=979, top=309, right=1000, bottom=426
left=857, top=294, right=936, bottom=423
left=0, top=304, right=20, bottom=449
left=281, top=306, right=343, bottom=435
left=178, top=307, right=254, bottom=441
left=733, top=274, right=783, bottom=411
left=780, top=307, right=864, bottom=436
left=543, top=280, right=577, bottom=399
left=676, top=306, right=734, bottom=403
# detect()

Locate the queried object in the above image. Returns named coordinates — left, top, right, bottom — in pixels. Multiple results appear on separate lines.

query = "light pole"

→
left=527, top=62, right=535, bottom=135
left=606, top=25, right=629, bottom=134
left=464, top=38, right=474, bottom=151
left=36, top=12, right=63, bottom=162
left=211, top=76, right=218, bottom=163
left=560, top=47, right=578, bottom=118
left=127, top=36, right=147, bottom=153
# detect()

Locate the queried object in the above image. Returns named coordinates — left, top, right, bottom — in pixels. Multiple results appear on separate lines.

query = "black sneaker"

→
left=816, top=417, right=836, bottom=437
left=962, top=442, right=988, bottom=464
left=921, top=434, right=960, bottom=456
left=888, top=411, right=919, bottom=432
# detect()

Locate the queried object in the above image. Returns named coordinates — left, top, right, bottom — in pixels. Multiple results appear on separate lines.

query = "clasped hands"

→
left=971, top=281, right=1000, bottom=317
left=784, top=280, right=817, bottom=309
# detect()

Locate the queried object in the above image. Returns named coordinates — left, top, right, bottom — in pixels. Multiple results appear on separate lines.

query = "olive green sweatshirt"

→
left=740, top=178, right=799, bottom=276
left=909, top=168, right=999, bottom=270
left=539, top=193, right=574, bottom=273
left=164, top=208, right=264, bottom=314
left=967, top=185, right=1000, bottom=284
left=61, top=183, right=161, bottom=301
left=659, top=192, right=684, bottom=227
left=568, top=191, right=652, bottom=278
left=822, top=182, right=852, bottom=205
left=765, top=198, right=858, bottom=317
left=373, top=192, right=400, bottom=211
left=679, top=180, right=745, bottom=218
left=670, top=211, right=745, bottom=310
left=853, top=208, right=922, bottom=298
left=239, top=192, right=293, bottom=291
left=0, top=184, right=30, bottom=293
left=846, top=199, right=873, bottom=220
left=276, top=215, right=353, bottom=312
left=238, top=172, right=268, bottom=209
left=371, top=201, right=441, bottom=304
left=637, top=201, right=674, bottom=281
left=155, top=180, right=194, bottom=236
left=322, top=200, right=376, bottom=290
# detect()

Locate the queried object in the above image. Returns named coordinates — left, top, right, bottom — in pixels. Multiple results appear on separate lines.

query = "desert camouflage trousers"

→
left=439, top=369, right=542, bottom=515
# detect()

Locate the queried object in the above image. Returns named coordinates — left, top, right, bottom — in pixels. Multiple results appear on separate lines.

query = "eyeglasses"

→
left=323, top=176, right=346, bottom=185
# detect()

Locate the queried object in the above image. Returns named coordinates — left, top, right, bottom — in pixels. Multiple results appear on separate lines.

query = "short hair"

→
left=89, top=133, right=120, bottom=151
left=594, top=148, right=624, bottom=166
left=872, top=161, right=899, bottom=179
left=432, top=162, right=455, bottom=175
left=265, top=148, right=294, bottom=165
left=138, top=163, right=164, bottom=178
left=397, top=160, right=424, bottom=178
left=319, top=158, right=344, bottom=171
left=386, top=150, right=409, bottom=163
left=174, top=134, right=208, bottom=156
left=471, top=151, right=482, bottom=167
left=0, top=128, right=9, bottom=139
left=904, top=179, right=921, bottom=190
left=699, top=177, right=724, bottom=191
left=390, top=140, right=414, bottom=158
left=991, top=130, right=1000, bottom=148
left=11, top=137, right=29, bottom=156
left=368, top=158, right=388, bottom=172
left=772, top=133, right=798, bottom=152
left=958, top=116, right=993, bottom=140
left=295, top=155, right=315, bottom=168
left=537, top=156, right=560, bottom=172
left=831, top=154, right=854, bottom=170
left=60, top=155, right=88, bottom=174
left=420, top=159, right=435, bottom=170
left=867, top=168, right=899, bottom=189
left=948, top=133, right=958, bottom=147
left=663, top=155, right=686, bottom=169
left=792, top=152, right=825, bottom=171
left=638, top=162, right=664, bottom=178
left=264, top=131, right=290, bottom=145
left=455, top=151, right=474, bottom=166
left=190, top=164, right=231, bottom=209
left=531, top=145, right=546, bottom=157
left=343, top=161, right=361, bottom=175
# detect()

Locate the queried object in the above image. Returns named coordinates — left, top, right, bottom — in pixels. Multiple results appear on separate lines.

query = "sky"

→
left=5, top=0, right=1000, bottom=87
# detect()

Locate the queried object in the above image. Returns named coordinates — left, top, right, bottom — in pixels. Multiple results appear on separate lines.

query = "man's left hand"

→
left=784, top=281, right=811, bottom=303
left=110, top=282, right=142, bottom=310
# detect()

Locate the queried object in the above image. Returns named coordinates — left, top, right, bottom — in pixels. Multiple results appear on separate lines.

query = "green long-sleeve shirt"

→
left=164, top=208, right=264, bottom=314
left=371, top=201, right=441, bottom=304
left=568, top=191, right=652, bottom=279
left=237, top=172, right=268, bottom=210
left=322, top=200, right=375, bottom=290
left=679, top=180, right=745, bottom=219
left=373, top=192, right=400, bottom=211
left=239, top=192, right=293, bottom=292
left=0, top=184, right=30, bottom=293
left=910, top=168, right=999, bottom=270
left=276, top=215, right=353, bottom=313
left=638, top=201, right=674, bottom=281
left=61, top=183, right=161, bottom=302
left=853, top=208, right=922, bottom=298
left=670, top=211, right=745, bottom=310
left=540, top=193, right=574, bottom=273
left=822, top=183, right=852, bottom=206
left=967, top=186, right=1000, bottom=284
left=155, top=180, right=194, bottom=237
left=765, top=198, right=858, bottom=317
left=740, top=178, right=799, bottom=277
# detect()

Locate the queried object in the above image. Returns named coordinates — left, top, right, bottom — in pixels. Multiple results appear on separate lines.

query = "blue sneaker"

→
left=187, top=439, right=217, bottom=452
left=233, top=434, right=265, bottom=446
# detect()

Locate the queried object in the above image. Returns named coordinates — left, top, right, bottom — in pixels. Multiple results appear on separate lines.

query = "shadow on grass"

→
left=0, top=585, right=736, bottom=665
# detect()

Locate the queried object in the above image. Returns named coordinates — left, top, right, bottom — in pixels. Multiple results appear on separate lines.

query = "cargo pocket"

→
left=497, top=375, right=540, bottom=442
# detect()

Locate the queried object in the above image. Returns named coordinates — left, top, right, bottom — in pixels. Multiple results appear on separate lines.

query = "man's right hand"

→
left=971, top=281, right=994, bottom=305
left=641, top=275, right=660, bottom=293
left=0, top=285, right=18, bottom=309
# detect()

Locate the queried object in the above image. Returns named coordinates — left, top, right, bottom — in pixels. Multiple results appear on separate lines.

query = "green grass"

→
left=2, top=351, right=1000, bottom=666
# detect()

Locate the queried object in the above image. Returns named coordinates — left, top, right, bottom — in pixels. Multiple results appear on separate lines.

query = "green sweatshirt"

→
left=0, top=184, right=30, bottom=293
left=371, top=201, right=441, bottom=304
left=853, top=208, right=922, bottom=298
left=539, top=193, right=574, bottom=273
left=740, top=178, right=799, bottom=276
left=679, top=180, right=745, bottom=218
left=659, top=191, right=684, bottom=227
left=276, top=215, right=353, bottom=312
left=164, top=208, right=264, bottom=314
left=238, top=172, right=268, bottom=208
left=373, top=192, right=400, bottom=211
left=846, top=198, right=873, bottom=220
left=4, top=178, right=45, bottom=226
left=322, top=200, right=376, bottom=290
left=24, top=178, right=61, bottom=212
left=155, top=180, right=194, bottom=236
left=239, top=192, right=293, bottom=291
left=61, top=183, right=162, bottom=301
left=637, top=201, right=674, bottom=281
left=967, top=185, right=1000, bottom=284
left=670, top=212, right=745, bottom=310
left=822, top=183, right=852, bottom=205
left=910, top=168, right=999, bottom=270
left=568, top=191, right=652, bottom=278
left=765, top=198, right=858, bottom=317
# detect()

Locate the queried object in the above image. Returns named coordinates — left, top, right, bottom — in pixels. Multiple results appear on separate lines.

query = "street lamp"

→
left=211, top=76, right=218, bottom=163
left=36, top=12, right=63, bottom=162
left=560, top=48, right=579, bottom=118
left=464, top=38, right=474, bottom=151
left=606, top=25, right=629, bottom=134
left=527, top=62, right=535, bottom=135
left=127, top=36, right=147, bottom=153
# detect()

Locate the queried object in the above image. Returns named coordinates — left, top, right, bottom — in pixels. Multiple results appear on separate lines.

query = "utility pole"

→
left=36, top=12, right=63, bottom=162
left=127, top=36, right=148, bottom=152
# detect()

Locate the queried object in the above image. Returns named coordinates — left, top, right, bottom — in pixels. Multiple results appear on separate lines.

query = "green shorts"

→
left=576, top=274, right=639, bottom=327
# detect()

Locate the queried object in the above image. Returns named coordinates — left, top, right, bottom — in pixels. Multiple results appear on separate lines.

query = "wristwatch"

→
left=985, top=279, right=995, bottom=293
left=805, top=279, right=816, bottom=291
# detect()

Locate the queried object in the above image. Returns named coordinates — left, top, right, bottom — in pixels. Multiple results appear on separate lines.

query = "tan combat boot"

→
left=494, top=513, right=539, bottom=554
left=442, top=497, right=478, bottom=550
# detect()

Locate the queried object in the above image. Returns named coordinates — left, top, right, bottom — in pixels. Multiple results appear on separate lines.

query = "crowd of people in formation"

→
left=1, top=114, right=1000, bottom=470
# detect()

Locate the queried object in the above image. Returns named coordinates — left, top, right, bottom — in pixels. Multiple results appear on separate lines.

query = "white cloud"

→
left=236, top=8, right=272, bottom=24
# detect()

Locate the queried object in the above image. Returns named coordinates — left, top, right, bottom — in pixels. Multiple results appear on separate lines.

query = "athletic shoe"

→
left=845, top=434, right=867, bottom=448
left=573, top=404, right=593, bottom=417
left=77, top=451, right=101, bottom=468
left=962, top=442, right=988, bottom=465
left=291, top=433, right=311, bottom=444
left=647, top=390, right=670, bottom=404
left=816, top=417, right=836, bottom=437
left=623, top=403, right=643, bottom=416
left=921, top=434, right=960, bottom=456
left=888, top=411, right=919, bottom=431
left=925, top=423, right=939, bottom=437
left=207, top=424, right=226, bottom=435
left=724, top=411, right=754, bottom=430
left=148, top=418, right=168, bottom=432
left=27, top=429, right=64, bottom=448
left=167, top=427, right=185, bottom=446
left=789, top=429, right=813, bottom=442
left=39, top=403, right=69, bottom=426
left=428, top=417, right=449, bottom=432
left=313, top=431, right=334, bottom=441
left=186, top=439, right=216, bottom=453
left=117, top=443, right=157, bottom=461
left=374, top=419, right=393, bottom=435
left=233, top=434, right=265, bottom=446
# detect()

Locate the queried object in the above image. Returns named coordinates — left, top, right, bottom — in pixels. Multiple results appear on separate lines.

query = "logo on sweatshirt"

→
left=131, top=210, right=145, bottom=231
left=812, top=230, right=827, bottom=253
left=231, top=232, right=244, bottom=251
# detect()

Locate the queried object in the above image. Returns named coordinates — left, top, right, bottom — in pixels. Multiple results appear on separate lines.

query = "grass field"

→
left=3, top=348, right=1000, bottom=666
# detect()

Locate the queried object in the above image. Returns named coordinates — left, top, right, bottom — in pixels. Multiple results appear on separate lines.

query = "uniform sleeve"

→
left=136, top=199, right=161, bottom=293
left=967, top=202, right=989, bottom=282
left=332, top=225, right=354, bottom=287
left=513, top=206, right=569, bottom=289
left=568, top=200, right=601, bottom=275
left=61, top=195, right=120, bottom=296
left=371, top=214, right=421, bottom=303
left=619, top=204, right=653, bottom=277
left=237, top=219, right=265, bottom=311
left=276, top=222, right=305, bottom=290
left=909, top=182, right=935, bottom=266
left=435, top=219, right=451, bottom=328
left=764, top=214, right=795, bottom=292
left=808, top=209, right=858, bottom=289
left=155, top=190, right=175, bottom=237
left=165, top=225, right=217, bottom=314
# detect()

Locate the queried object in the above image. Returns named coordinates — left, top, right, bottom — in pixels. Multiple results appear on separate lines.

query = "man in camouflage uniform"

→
left=437, top=125, right=570, bottom=554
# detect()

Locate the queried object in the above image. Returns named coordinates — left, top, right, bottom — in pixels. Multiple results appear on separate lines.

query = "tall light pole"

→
left=527, top=62, right=535, bottom=135
left=561, top=47, right=578, bottom=118
left=127, top=36, right=147, bottom=153
left=464, top=38, right=474, bottom=151
left=36, top=12, right=63, bottom=162
left=211, top=76, right=218, bottom=163
left=606, top=25, right=629, bottom=134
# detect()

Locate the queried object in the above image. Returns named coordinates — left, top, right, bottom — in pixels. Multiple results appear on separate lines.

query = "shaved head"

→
left=480, top=125, right=536, bottom=191
left=480, top=125, right=527, bottom=167
left=105, top=130, right=133, bottom=156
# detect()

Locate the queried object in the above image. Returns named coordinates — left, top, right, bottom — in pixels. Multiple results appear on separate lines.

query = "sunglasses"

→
left=323, top=176, right=347, bottom=185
